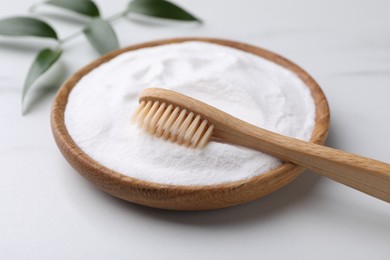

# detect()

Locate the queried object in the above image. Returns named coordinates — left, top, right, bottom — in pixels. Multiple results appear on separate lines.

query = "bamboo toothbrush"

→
left=132, top=88, right=390, bottom=203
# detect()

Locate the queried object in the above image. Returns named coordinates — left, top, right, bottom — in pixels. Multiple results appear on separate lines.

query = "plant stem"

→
left=107, top=11, right=127, bottom=23
left=59, top=11, right=127, bottom=45
left=59, top=30, right=82, bottom=45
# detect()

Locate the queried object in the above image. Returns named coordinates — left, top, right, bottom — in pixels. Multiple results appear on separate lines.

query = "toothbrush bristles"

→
left=132, top=100, right=214, bottom=148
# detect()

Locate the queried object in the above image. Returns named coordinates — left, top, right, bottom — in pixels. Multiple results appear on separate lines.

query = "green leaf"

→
left=45, top=0, right=100, bottom=17
left=127, top=0, right=201, bottom=22
left=0, top=17, right=58, bottom=39
left=84, top=18, right=119, bottom=55
left=22, top=48, right=62, bottom=109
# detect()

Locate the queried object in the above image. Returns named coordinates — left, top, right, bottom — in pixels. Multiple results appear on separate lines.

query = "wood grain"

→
left=51, top=38, right=330, bottom=210
left=141, top=88, right=390, bottom=203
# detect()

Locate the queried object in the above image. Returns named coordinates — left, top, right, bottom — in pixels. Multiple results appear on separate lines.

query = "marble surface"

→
left=1, top=0, right=389, bottom=259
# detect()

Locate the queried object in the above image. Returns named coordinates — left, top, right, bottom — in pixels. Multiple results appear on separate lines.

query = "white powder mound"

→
left=65, top=41, right=315, bottom=186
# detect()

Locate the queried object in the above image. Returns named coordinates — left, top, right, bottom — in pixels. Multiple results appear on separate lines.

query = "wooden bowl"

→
left=51, top=38, right=330, bottom=210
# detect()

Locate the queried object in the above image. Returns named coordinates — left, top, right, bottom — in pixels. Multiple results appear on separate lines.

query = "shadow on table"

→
left=122, top=170, right=321, bottom=227
left=65, top=164, right=322, bottom=227
left=62, top=126, right=389, bottom=230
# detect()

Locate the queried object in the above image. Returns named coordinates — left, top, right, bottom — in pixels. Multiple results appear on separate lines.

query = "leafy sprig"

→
left=0, top=0, right=201, bottom=114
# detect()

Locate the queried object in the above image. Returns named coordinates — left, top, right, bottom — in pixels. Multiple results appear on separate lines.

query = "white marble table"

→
left=1, top=0, right=389, bottom=259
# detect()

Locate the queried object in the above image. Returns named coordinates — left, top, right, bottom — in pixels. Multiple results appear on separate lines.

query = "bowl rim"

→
left=51, top=37, right=330, bottom=196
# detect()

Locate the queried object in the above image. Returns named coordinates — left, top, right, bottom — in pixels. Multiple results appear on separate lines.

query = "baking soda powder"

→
left=65, top=42, right=315, bottom=186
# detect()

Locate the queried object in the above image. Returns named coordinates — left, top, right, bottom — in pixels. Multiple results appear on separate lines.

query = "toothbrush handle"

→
left=218, top=123, right=390, bottom=203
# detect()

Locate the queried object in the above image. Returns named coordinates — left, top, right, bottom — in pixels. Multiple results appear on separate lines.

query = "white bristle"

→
left=131, top=100, right=146, bottom=123
left=143, top=101, right=160, bottom=129
left=136, top=100, right=153, bottom=127
left=184, top=115, right=201, bottom=143
left=132, top=101, right=214, bottom=148
left=155, top=104, right=173, bottom=137
left=191, top=119, right=208, bottom=148
left=149, top=102, right=166, bottom=133
left=162, top=107, right=180, bottom=139
left=169, top=109, right=187, bottom=142
left=177, top=112, right=194, bottom=143
left=197, top=125, right=214, bottom=148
